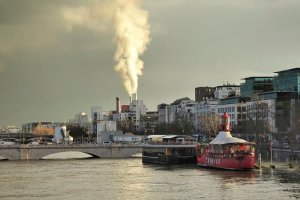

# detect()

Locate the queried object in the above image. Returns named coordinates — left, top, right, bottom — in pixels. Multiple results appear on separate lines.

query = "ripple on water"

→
left=0, top=159, right=299, bottom=200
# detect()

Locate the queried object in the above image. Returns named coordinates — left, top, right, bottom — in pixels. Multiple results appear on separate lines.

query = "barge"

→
left=142, top=135, right=197, bottom=165
left=196, top=113, right=255, bottom=170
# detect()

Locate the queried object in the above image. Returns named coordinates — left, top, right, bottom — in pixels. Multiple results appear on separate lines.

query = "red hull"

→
left=197, top=154, right=255, bottom=170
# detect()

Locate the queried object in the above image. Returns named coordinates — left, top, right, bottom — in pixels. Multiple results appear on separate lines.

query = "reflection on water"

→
left=0, top=158, right=299, bottom=200
left=42, top=151, right=92, bottom=159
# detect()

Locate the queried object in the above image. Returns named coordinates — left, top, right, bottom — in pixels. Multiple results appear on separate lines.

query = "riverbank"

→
left=257, top=160, right=300, bottom=173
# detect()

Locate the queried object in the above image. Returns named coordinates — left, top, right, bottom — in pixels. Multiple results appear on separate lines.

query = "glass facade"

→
left=273, top=68, right=300, bottom=95
left=240, top=77, right=274, bottom=97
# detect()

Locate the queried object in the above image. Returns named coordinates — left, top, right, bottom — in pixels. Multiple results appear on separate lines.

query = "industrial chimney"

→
left=132, top=93, right=137, bottom=101
left=116, top=97, right=120, bottom=113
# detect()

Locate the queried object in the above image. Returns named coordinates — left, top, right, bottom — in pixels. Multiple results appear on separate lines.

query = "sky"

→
left=0, top=0, right=300, bottom=127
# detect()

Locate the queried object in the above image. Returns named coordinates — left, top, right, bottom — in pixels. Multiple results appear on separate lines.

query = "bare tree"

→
left=286, top=99, right=300, bottom=160
left=199, top=114, right=220, bottom=139
left=246, top=101, right=273, bottom=155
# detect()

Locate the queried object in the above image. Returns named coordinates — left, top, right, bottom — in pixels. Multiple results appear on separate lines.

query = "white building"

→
left=195, top=100, right=219, bottom=116
left=91, top=106, right=113, bottom=136
left=96, top=121, right=117, bottom=143
left=194, top=100, right=219, bottom=133
left=165, top=97, right=196, bottom=124
left=217, top=103, right=238, bottom=129
left=129, top=94, right=147, bottom=131
left=214, top=84, right=240, bottom=99
left=216, top=98, right=276, bottom=134
left=112, top=112, right=130, bottom=122
left=245, top=99, right=276, bottom=133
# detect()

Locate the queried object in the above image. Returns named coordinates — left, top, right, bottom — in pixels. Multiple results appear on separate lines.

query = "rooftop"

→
left=274, top=67, right=300, bottom=74
left=241, top=76, right=274, bottom=80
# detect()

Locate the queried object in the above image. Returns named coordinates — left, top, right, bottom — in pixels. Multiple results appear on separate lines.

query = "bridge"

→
left=0, top=144, right=143, bottom=160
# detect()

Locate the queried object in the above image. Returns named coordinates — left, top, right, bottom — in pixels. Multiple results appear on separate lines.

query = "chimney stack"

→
left=132, top=93, right=137, bottom=101
left=116, top=97, right=120, bottom=113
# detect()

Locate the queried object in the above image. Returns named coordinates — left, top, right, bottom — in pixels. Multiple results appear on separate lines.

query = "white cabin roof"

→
left=210, top=131, right=250, bottom=145
left=147, top=135, right=165, bottom=139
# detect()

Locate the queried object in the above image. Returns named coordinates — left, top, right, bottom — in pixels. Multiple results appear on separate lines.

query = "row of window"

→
left=218, top=107, right=236, bottom=113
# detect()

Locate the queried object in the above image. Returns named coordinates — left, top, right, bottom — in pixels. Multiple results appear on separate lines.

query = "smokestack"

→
left=116, top=97, right=120, bottom=113
left=132, top=93, right=137, bottom=101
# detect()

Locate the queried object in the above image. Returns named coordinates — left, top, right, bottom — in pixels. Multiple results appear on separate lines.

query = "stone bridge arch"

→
left=40, top=151, right=101, bottom=159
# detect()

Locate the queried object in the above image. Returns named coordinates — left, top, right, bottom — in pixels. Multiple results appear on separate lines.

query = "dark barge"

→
left=142, top=135, right=198, bottom=165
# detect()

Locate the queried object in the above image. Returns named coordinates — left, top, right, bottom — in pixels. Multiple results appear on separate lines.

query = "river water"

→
left=0, top=156, right=299, bottom=200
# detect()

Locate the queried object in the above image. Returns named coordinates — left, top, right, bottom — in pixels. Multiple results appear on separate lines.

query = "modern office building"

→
left=273, top=68, right=300, bottom=97
left=258, top=91, right=299, bottom=132
left=240, top=77, right=274, bottom=98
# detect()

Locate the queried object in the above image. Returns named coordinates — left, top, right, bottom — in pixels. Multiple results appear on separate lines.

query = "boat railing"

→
left=205, top=152, right=254, bottom=159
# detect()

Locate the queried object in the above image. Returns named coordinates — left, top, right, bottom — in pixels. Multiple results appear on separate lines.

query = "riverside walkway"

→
left=0, top=144, right=142, bottom=160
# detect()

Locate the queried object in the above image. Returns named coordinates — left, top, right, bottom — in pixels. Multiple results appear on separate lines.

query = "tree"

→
left=245, top=101, right=273, bottom=155
left=286, top=99, right=300, bottom=160
left=199, top=114, right=220, bottom=139
left=67, top=125, right=87, bottom=139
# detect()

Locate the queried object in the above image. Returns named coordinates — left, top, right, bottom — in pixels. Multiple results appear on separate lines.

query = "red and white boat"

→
left=196, top=113, right=255, bottom=170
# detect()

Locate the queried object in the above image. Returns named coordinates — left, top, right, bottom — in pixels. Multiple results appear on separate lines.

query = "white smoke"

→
left=113, top=0, right=150, bottom=97
left=63, top=0, right=150, bottom=97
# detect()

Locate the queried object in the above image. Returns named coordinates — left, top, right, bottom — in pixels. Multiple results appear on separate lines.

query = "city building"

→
left=194, top=100, right=219, bottom=133
left=214, top=84, right=240, bottom=99
left=129, top=94, right=147, bottom=132
left=195, top=86, right=215, bottom=102
left=273, top=68, right=300, bottom=97
left=96, top=120, right=118, bottom=143
left=258, top=91, right=299, bottom=132
left=140, top=111, right=159, bottom=135
left=91, top=106, right=112, bottom=135
left=245, top=99, right=276, bottom=133
left=22, top=122, right=63, bottom=136
left=69, top=112, right=90, bottom=128
left=240, top=77, right=274, bottom=98
left=157, top=103, right=168, bottom=124
left=166, top=97, right=196, bottom=124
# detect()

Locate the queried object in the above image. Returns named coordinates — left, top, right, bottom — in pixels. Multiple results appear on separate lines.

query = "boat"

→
left=142, top=135, right=198, bottom=165
left=196, top=112, right=255, bottom=170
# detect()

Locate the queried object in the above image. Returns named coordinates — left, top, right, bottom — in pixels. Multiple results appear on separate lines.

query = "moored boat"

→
left=142, top=135, right=197, bottom=165
left=196, top=113, right=255, bottom=170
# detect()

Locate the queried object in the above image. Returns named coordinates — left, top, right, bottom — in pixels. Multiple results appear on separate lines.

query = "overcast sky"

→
left=1, top=0, right=300, bottom=127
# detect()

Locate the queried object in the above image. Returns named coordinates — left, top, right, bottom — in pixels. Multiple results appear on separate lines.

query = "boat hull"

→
left=197, top=154, right=255, bottom=170
left=142, top=155, right=196, bottom=165
left=142, top=144, right=197, bottom=165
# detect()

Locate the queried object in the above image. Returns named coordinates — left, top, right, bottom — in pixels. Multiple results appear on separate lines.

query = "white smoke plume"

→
left=113, top=0, right=150, bottom=97
left=63, top=0, right=150, bottom=97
